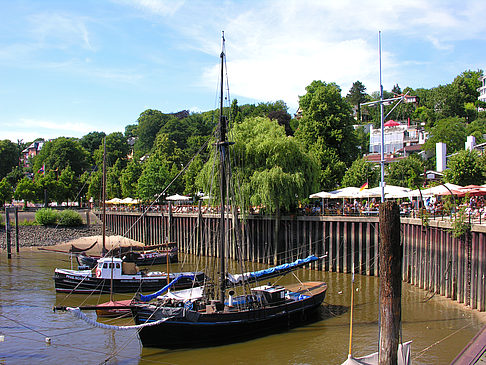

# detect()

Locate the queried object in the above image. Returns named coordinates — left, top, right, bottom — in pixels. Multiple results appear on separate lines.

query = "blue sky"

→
left=1, top=0, right=485, bottom=143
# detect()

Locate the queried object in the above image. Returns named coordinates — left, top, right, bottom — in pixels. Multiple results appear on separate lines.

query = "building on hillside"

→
left=478, top=75, right=486, bottom=111
left=21, top=140, right=44, bottom=167
left=369, top=120, right=428, bottom=157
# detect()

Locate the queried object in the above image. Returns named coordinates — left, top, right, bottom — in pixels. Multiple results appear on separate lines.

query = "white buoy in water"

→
left=0, top=335, right=5, bottom=342
left=45, top=337, right=51, bottom=345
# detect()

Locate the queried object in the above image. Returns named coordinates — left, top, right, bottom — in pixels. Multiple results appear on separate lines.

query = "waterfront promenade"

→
left=99, top=208, right=486, bottom=313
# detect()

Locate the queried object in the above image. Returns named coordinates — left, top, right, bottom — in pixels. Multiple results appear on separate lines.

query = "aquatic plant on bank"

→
left=35, top=208, right=58, bottom=225
left=35, top=208, right=83, bottom=226
left=58, top=209, right=83, bottom=226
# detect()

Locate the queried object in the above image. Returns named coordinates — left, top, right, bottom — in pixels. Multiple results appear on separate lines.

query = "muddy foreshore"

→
left=0, top=224, right=116, bottom=249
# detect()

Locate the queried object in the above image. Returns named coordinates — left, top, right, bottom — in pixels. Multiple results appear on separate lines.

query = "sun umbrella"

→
left=166, top=194, right=191, bottom=201
left=309, top=191, right=334, bottom=199
left=329, top=187, right=361, bottom=199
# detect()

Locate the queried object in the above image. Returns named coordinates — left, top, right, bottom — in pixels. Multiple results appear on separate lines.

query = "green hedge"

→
left=35, top=208, right=58, bottom=225
left=58, top=209, right=83, bottom=226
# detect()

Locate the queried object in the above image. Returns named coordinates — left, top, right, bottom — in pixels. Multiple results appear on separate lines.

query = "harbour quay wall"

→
left=100, top=211, right=486, bottom=312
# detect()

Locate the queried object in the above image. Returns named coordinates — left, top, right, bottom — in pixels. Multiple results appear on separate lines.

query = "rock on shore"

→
left=0, top=224, right=114, bottom=249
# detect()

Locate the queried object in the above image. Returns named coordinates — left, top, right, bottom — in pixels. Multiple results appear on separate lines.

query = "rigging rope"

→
left=66, top=307, right=171, bottom=331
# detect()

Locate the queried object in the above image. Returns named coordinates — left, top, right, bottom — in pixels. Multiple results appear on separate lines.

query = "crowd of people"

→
left=102, top=195, right=486, bottom=223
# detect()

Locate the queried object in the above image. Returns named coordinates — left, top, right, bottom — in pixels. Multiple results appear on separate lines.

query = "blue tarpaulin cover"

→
left=139, top=274, right=197, bottom=302
left=227, top=255, right=319, bottom=284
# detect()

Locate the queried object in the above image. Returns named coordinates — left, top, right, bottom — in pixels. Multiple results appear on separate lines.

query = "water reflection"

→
left=0, top=251, right=483, bottom=364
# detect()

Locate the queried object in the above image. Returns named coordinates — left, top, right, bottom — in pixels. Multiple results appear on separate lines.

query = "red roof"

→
left=384, top=120, right=400, bottom=127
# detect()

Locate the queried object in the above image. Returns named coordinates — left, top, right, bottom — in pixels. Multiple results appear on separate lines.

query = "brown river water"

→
left=0, top=250, right=484, bottom=364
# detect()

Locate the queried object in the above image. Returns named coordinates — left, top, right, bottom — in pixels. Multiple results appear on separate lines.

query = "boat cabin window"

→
left=103, top=263, right=108, bottom=268
left=116, top=263, right=120, bottom=269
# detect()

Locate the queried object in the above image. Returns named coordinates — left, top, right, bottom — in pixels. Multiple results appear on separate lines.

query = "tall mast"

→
left=102, top=137, right=107, bottom=255
left=218, top=31, right=227, bottom=303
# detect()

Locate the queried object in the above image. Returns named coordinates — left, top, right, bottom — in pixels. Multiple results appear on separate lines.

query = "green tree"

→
left=106, top=159, right=123, bottom=199
left=57, top=166, right=78, bottom=203
left=137, top=155, right=172, bottom=201
left=14, top=177, right=38, bottom=205
left=230, top=99, right=243, bottom=124
left=346, top=81, right=369, bottom=123
left=295, top=80, right=358, bottom=189
left=385, top=156, right=424, bottom=188
left=80, top=131, right=106, bottom=157
left=424, top=117, right=467, bottom=154
left=183, top=155, right=204, bottom=196
left=197, top=116, right=318, bottom=213
left=466, top=118, right=486, bottom=144
left=0, top=139, right=19, bottom=180
left=341, top=158, right=379, bottom=188
left=133, top=109, right=172, bottom=158
left=6, top=166, right=25, bottom=187
left=93, top=132, right=129, bottom=169
left=452, top=69, right=482, bottom=106
left=87, top=169, right=102, bottom=203
left=0, top=178, right=13, bottom=206
left=34, top=137, right=89, bottom=177
left=36, top=172, right=61, bottom=205
left=125, top=124, right=138, bottom=138
left=413, top=106, right=436, bottom=128
left=120, top=160, right=143, bottom=198
left=444, top=149, right=484, bottom=186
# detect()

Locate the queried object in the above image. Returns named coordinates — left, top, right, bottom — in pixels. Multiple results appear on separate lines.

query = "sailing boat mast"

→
left=102, top=137, right=107, bottom=255
left=218, top=31, right=227, bottom=303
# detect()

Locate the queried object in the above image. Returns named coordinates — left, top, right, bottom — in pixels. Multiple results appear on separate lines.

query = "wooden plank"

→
left=365, top=222, right=371, bottom=275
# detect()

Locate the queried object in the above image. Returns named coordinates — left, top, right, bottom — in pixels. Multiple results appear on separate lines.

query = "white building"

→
left=478, top=75, right=486, bottom=110
left=369, top=121, right=427, bottom=155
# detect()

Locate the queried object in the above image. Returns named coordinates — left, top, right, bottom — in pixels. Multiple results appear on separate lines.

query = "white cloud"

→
left=114, top=0, right=185, bottom=17
left=179, top=0, right=486, bottom=110
left=0, top=118, right=99, bottom=142
left=28, top=12, right=95, bottom=51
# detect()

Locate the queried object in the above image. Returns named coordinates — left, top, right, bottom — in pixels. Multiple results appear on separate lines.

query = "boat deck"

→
left=283, top=281, right=327, bottom=296
left=451, top=325, right=486, bottom=364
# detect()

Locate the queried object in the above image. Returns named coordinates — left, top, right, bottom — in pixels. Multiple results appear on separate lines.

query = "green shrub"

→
left=58, top=209, right=83, bottom=226
left=20, top=218, right=38, bottom=226
left=35, top=208, right=58, bottom=225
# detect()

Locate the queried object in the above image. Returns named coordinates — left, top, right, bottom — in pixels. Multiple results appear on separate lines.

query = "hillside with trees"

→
left=1, top=68, right=486, bottom=211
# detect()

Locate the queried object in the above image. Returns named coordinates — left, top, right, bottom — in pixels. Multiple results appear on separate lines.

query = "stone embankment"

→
left=0, top=224, right=115, bottom=249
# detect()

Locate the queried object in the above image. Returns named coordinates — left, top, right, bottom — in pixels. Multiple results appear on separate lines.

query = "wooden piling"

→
left=99, top=210, right=485, bottom=312
left=5, top=208, right=11, bottom=259
left=378, top=201, right=402, bottom=365
left=14, top=207, right=19, bottom=253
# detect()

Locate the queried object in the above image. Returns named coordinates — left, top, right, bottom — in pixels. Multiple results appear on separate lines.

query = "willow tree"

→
left=197, top=116, right=318, bottom=214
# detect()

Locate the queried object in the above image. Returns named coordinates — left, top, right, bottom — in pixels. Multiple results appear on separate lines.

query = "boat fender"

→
left=228, top=290, right=235, bottom=307
left=96, top=267, right=101, bottom=278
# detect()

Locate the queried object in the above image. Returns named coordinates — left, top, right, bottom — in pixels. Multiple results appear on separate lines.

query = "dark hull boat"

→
left=123, top=248, right=178, bottom=266
left=54, top=257, right=206, bottom=294
left=132, top=281, right=326, bottom=348
left=54, top=270, right=203, bottom=294
left=76, top=245, right=178, bottom=269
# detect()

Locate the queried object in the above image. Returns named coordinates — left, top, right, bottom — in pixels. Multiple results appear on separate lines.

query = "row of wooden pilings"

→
left=100, top=209, right=486, bottom=312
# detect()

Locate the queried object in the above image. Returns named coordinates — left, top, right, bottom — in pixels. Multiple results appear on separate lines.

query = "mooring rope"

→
left=66, top=307, right=171, bottom=331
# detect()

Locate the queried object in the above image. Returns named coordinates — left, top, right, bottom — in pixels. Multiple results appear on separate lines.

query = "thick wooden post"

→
left=15, top=207, right=19, bottom=253
left=379, top=201, right=402, bottom=365
left=168, top=202, right=172, bottom=242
